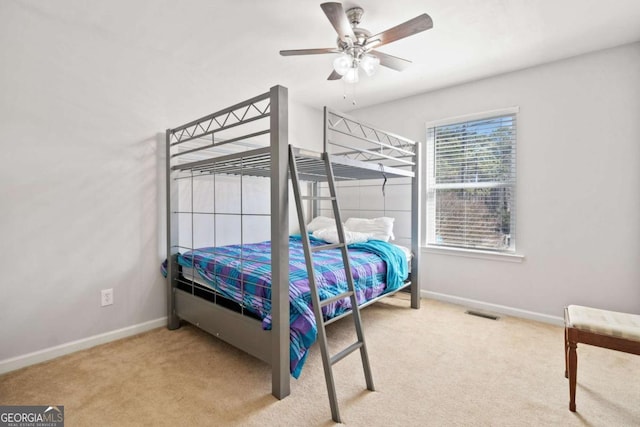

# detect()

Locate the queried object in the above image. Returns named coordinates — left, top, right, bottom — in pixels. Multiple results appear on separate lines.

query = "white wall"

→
left=351, top=42, right=640, bottom=319
left=0, top=2, right=320, bottom=363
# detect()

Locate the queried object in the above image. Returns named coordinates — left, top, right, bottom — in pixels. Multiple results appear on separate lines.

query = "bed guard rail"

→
left=324, top=107, right=417, bottom=175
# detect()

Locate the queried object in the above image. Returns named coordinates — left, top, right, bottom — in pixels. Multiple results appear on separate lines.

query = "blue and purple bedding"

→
left=165, top=235, right=408, bottom=378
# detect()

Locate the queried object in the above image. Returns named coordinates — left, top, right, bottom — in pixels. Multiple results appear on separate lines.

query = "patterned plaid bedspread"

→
left=170, top=235, right=408, bottom=378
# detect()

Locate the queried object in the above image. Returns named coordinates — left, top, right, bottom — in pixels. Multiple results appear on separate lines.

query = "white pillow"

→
left=344, top=217, right=395, bottom=242
left=312, top=227, right=372, bottom=245
left=306, top=216, right=336, bottom=232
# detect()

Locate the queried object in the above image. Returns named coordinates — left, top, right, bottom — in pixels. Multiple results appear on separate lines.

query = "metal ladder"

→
left=288, top=146, right=375, bottom=423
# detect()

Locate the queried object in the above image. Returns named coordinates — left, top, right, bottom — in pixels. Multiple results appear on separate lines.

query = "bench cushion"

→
left=566, top=305, right=640, bottom=342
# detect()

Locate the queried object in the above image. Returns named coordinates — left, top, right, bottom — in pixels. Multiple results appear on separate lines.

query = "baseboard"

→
left=0, top=317, right=167, bottom=375
left=1, top=294, right=563, bottom=374
left=422, top=290, right=564, bottom=326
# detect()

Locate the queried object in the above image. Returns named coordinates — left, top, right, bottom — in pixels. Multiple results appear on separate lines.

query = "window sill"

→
left=421, top=245, right=525, bottom=263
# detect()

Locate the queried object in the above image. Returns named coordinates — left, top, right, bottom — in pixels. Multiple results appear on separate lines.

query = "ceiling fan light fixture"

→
left=360, top=54, right=380, bottom=76
left=279, top=3, right=433, bottom=86
left=333, top=53, right=351, bottom=76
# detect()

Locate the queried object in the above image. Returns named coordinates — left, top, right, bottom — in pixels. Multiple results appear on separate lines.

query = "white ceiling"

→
left=25, top=0, right=640, bottom=111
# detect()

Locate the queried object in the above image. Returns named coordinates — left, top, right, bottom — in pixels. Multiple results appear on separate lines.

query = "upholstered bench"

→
left=564, top=305, right=640, bottom=411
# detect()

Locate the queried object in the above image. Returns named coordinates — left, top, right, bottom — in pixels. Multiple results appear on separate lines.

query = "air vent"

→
left=465, top=310, right=500, bottom=320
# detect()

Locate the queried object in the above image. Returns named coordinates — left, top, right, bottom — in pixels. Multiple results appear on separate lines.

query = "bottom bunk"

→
left=163, top=233, right=412, bottom=378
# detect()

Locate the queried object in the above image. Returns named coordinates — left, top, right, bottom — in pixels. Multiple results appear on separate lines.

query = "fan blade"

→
left=367, top=13, right=433, bottom=48
left=371, top=50, right=412, bottom=71
left=280, top=48, right=339, bottom=56
left=321, top=2, right=356, bottom=43
left=328, top=70, right=342, bottom=80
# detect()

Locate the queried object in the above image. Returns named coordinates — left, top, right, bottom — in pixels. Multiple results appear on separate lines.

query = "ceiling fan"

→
left=280, top=2, right=433, bottom=83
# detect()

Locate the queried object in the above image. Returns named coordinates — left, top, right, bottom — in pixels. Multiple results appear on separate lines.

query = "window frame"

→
left=424, top=106, right=520, bottom=255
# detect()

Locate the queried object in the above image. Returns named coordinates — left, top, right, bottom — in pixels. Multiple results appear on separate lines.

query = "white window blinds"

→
left=426, top=112, right=517, bottom=252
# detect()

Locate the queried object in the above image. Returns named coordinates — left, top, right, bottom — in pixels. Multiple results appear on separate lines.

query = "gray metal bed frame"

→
left=165, top=85, right=421, bottom=400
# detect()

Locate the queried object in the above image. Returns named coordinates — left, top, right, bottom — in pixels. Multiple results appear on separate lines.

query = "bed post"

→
left=166, top=129, right=180, bottom=329
left=270, top=85, right=290, bottom=399
left=323, top=106, right=328, bottom=153
left=310, top=182, right=319, bottom=218
left=410, top=141, right=422, bottom=309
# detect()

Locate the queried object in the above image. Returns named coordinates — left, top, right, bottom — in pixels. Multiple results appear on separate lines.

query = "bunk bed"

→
left=165, top=85, right=421, bottom=403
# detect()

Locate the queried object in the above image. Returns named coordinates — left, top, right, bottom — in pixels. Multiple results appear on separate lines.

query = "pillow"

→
left=312, top=227, right=372, bottom=245
left=306, top=216, right=336, bottom=232
left=344, top=217, right=395, bottom=242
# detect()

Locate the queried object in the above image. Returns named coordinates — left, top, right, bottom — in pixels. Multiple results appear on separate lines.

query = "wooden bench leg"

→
left=564, top=327, right=569, bottom=379
left=568, top=340, right=577, bottom=412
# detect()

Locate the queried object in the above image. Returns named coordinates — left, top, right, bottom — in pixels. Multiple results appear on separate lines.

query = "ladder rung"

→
left=320, top=291, right=354, bottom=308
left=323, top=309, right=353, bottom=326
left=330, top=341, right=363, bottom=365
left=300, top=196, right=336, bottom=201
left=311, top=243, right=345, bottom=252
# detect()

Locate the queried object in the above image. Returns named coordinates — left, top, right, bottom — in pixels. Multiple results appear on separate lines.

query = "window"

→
left=426, top=109, right=517, bottom=252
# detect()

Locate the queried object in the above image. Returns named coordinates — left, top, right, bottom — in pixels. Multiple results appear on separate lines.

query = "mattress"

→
left=173, top=236, right=409, bottom=378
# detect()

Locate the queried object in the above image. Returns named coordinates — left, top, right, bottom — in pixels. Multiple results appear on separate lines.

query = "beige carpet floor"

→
left=1, top=296, right=638, bottom=426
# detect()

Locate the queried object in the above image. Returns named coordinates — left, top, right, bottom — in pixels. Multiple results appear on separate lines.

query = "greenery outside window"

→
left=426, top=108, right=517, bottom=252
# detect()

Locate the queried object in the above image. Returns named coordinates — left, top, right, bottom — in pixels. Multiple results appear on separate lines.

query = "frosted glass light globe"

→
left=360, top=54, right=380, bottom=76
left=344, top=67, right=359, bottom=83
left=333, top=54, right=351, bottom=76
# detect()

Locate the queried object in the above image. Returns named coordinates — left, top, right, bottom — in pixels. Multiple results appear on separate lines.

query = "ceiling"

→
left=22, top=0, right=640, bottom=111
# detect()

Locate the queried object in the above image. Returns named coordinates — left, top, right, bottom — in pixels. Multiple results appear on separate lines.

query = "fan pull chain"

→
left=342, top=80, right=357, bottom=106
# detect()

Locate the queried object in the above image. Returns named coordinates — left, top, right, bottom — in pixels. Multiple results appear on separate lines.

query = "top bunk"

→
left=166, top=85, right=418, bottom=182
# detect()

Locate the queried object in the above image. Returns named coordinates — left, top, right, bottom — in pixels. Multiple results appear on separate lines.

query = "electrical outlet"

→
left=101, top=288, right=114, bottom=307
